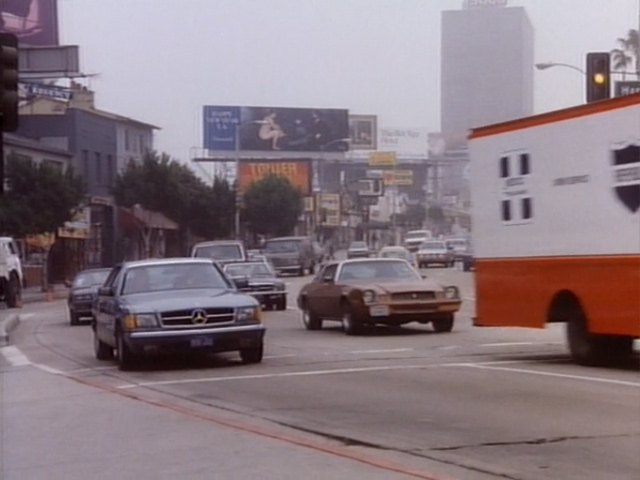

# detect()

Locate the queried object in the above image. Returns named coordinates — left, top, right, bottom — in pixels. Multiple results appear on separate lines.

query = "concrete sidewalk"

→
left=0, top=284, right=69, bottom=346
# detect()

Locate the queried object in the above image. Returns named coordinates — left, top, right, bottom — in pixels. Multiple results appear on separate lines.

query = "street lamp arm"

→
left=535, top=62, right=586, bottom=75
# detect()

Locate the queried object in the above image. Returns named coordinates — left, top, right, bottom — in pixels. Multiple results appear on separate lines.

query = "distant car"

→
left=67, top=268, right=111, bottom=326
left=297, top=258, right=461, bottom=335
left=191, top=240, right=247, bottom=265
left=445, top=237, right=469, bottom=262
left=262, top=236, right=316, bottom=276
left=92, top=258, right=265, bottom=370
left=403, top=229, right=432, bottom=253
left=223, top=261, right=287, bottom=310
left=346, top=241, right=371, bottom=259
left=416, top=240, right=454, bottom=268
left=378, top=246, right=417, bottom=268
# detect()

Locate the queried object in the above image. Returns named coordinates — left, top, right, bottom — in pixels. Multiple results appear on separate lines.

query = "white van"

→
left=403, top=229, right=432, bottom=252
left=191, top=240, right=247, bottom=265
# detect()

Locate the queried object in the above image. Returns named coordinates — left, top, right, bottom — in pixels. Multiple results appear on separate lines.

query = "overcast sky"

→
left=57, top=0, right=639, bottom=161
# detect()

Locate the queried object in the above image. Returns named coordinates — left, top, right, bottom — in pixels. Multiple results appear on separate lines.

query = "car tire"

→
left=240, top=342, right=263, bottom=364
left=277, top=296, right=287, bottom=311
left=94, top=328, right=114, bottom=360
left=432, top=314, right=454, bottom=333
left=301, top=304, right=322, bottom=330
left=341, top=305, right=362, bottom=336
left=69, top=310, right=80, bottom=326
left=116, top=329, right=136, bottom=371
left=6, top=273, right=22, bottom=309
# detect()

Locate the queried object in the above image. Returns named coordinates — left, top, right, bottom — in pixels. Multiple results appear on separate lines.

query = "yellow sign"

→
left=383, top=170, right=413, bottom=186
left=368, top=151, right=396, bottom=167
left=25, top=232, right=56, bottom=249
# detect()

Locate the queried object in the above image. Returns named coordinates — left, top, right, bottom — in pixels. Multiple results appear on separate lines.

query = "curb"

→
left=0, top=313, right=20, bottom=347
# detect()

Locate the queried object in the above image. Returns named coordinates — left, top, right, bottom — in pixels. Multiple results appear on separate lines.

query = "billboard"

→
left=0, top=0, right=59, bottom=46
left=203, top=105, right=349, bottom=153
left=378, top=127, right=429, bottom=159
left=237, top=160, right=311, bottom=195
left=349, top=114, right=377, bottom=150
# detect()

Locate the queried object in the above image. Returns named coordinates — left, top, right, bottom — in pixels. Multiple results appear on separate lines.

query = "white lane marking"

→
left=449, top=363, right=640, bottom=388
left=350, top=348, right=414, bottom=354
left=263, top=354, right=297, bottom=359
left=479, top=342, right=536, bottom=347
left=462, top=296, right=475, bottom=301
left=64, top=366, right=118, bottom=374
left=117, top=364, right=430, bottom=389
left=0, top=345, right=31, bottom=366
left=33, top=363, right=64, bottom=375
left=286, top=306, right=299, bottom=311
left=17, top=313, right=35, bottom=320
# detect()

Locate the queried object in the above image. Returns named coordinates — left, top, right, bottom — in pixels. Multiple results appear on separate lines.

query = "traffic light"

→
left=586, top=52, right=610, bottom=103
left=0, top=33, right=19, bottom=132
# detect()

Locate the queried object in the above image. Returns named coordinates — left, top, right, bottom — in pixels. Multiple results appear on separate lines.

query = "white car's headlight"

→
left=444, top=286, right=459, bottom=299
left=236, top=306, right=261, bottom=323
left=362, top=290, right=377, bottom=304
left=122, top=313, right=158, bottom=330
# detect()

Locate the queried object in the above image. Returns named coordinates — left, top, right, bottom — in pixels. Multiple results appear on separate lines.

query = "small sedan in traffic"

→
left=223, top=261, right=287, bottom=310
left=297, top=258, right=461, bottom=335
left=67, top=268, right=111, bottom=325
left=416, top=240, right=454, bottom=268
left=92, top=258, right=265, bottom=370
left=347, top=241, right=371, bottom=259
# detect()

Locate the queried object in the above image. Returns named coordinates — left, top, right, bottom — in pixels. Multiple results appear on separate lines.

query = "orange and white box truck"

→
left=469, top=93, right=640, bottom=365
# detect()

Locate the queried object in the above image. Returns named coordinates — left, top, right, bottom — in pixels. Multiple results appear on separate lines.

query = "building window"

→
left=520, top=153, right=530, bottom=175
left=43, top=159, right=63, bottom=172
left=522, top=197, right=532, bottom=219
left=139, top=134, right=144, bottom=154
left=107, top=155, right=114, bottom=183
left=95, top=152, right=102, bottom=183
left=82, top=150, right=89, bottom=176
left=125, top=129, right=130, bottom=151
left=500, top=156, right=509, bottom=178
left=501, top=200, right=511, bottom=221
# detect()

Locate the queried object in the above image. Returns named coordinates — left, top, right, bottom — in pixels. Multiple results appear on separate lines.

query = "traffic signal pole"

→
left=0, top=33, right=19, bottom=196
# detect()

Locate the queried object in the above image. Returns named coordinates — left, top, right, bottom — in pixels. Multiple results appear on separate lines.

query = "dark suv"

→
left=263, top=236, right=316, bottom=276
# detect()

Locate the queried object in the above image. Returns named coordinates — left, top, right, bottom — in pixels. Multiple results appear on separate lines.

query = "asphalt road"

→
left=1, top=265, right=639, bottom=480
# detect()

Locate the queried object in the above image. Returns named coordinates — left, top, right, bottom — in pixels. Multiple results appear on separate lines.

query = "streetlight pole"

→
left=234, top=125, right=241, bottom=239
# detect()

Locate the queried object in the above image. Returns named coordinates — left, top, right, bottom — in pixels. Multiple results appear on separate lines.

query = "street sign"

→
left=615, top=81, right=640, bottom=97
left=369, top=151, right=396, bottom=167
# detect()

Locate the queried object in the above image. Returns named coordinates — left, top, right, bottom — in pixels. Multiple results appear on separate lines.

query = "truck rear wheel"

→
left=6, top=273, right=22, bottom=309
left=566, top=306, right=633, bottom=366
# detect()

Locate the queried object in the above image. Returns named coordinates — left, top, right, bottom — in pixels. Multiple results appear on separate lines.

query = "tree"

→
left=612, top=29, right=640, bottom=76
left=112, top=151, right=235, bottom=240
left=0, top=155, right=85, bottom=237
left=243, top=174, right=303, bottom=237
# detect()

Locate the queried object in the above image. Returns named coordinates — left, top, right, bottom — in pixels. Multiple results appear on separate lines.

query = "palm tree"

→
left=613, top=29, right=639, bottom=76
left=611, top=47, right=632, bottom=79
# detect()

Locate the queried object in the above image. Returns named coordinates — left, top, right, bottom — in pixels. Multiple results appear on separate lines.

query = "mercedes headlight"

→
left=444, top=286, right=459, bottom=299
left=122, top=313, right=158, bottom=330
left=362, top=290, right=377, bottom=305
left=236, top=306, right=261, bottom=323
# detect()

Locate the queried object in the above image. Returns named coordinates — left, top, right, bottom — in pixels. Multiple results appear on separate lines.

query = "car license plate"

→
left=369, top=305, right=390, bottom=317
left=190, top=337, right=214, bottom=348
